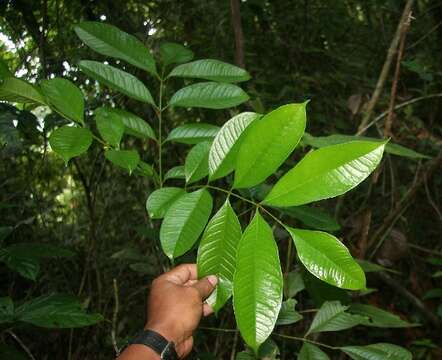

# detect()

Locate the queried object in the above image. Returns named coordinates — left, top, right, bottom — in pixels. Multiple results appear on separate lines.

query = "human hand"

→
left=144, top=264, right=218, bottom=358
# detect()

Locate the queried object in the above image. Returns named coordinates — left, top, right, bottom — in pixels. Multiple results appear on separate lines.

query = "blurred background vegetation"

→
left=0, top=0, right=441, bottom=359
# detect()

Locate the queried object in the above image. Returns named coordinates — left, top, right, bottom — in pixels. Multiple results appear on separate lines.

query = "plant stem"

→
left=157, top=72, right=164, bottom=186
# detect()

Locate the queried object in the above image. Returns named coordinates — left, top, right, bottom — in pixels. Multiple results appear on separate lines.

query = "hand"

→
left=145, top=264, right=218, bottom=358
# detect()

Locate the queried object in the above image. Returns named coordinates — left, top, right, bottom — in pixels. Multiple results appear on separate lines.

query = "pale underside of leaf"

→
left=166, top=123, right=220, bottom=144
left=340, top=343, right=412, bottom=360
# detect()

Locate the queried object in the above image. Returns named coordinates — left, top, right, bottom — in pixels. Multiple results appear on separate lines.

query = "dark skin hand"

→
left=118, top=264, right=218, bottom=359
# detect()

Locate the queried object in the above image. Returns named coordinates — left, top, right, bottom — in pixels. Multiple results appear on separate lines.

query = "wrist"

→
left=145, top=321, right=181, bottom=345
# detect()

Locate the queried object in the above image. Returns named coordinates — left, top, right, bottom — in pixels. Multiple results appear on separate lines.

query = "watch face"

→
left=161, top=342, right=178, bottom=360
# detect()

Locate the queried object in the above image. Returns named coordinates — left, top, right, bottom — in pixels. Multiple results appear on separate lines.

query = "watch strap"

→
left=128, top=329, right=178, bottom=360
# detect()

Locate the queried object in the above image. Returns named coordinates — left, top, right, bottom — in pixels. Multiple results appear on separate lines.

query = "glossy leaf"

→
left=169, top=59, right=250, bottom=83
left=146, top=187, right=185, bottom=219
left=233, top=211, right=283, bottom=353
left=341, top=343, right=412, bottom=360
left=276, top=299, right=303, bottom=325
left=49, top=126, right=93, bottom=163
left=349, top=304, right=418, bottom=328
left=15, top=294, right=103, bottom=328
left=104, top=149, right=140, bottom=173
left=185, top=141, right=211, bottom=183
left=94, top=108, right=124, bottom=146
left=95, top=107, right=155, bottom=140
left=160, top=189, right=213, bottom=259
left=287, top=228, right=366, bottom=290
left=209, top=112, right=260, bottom=180
left=164, top=166, right=185, bottom=181
left=78, top=60, right=155, bottom=105
left=166, top=123, right=219, bottom=144
left=0, top=78, right=46, bottom=105
left=41, top=78, right=84, bottom=124
left=0, top=297, right=14, bottom=323
left=160, top=42, right=194, bottom=67
left=75, top=21, right=156, bottom=75
left=234, top=103, right=307, bottom=188
left=303, top=132, right=430, bottom=160
left=265, top=141, right=385, bottom=206
left=169, top=81, right=249, bottom=109
left=298, top=343, right=330, bottom=360
left=197, top=200, right=242, bottom=312
left=279, top=206, right=340, bottom=231
left=306, top=301, right=366, bottom=335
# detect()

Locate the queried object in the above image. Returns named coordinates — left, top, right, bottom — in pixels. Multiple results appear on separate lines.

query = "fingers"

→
left=203, top=303, right=214, bottom=317
left=192, top=275, right=218, bottom=300
left=163, top=263, right=198, bottom=285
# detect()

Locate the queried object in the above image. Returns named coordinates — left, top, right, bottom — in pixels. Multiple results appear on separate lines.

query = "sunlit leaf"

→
left=185, top=141, right=211, bottom=183
left=146, top=187, right=185, bottom=219
left=166, top=123, right=219, bottom=144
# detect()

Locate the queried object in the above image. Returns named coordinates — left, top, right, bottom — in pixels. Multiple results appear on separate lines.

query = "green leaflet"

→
left=185, top=141, right=211, bottom=183
left=78, top=60, right=156, bottom=105
left=306, top=301, right=366, bottom=335
left=104, top=149, right=140, bottom=173
left=303, top=132, right=430, bottom=160
left=0, top=77, right=46, bottom=105
left=284, top=270, right=305, bottom=298
left=160, top=189, right=213, bottom=259
left=278, top=205, right=340, bottom=231
left=169, top=82, right=249, bottom=109
left=233, top=211, right=283, bottom=354
left=94, top=108, right=124, bottom=146
left=160, top=42, right=194, bottom=67
left=15, top=294, right=103, bottom=328
left=164, top=166, right=185, bottom=181
left=146, top=187, right=185, bottom=219
left=41, top=78, right=84, bottom=125
left=209, top=112, right=260, bottom=180
left=197, top=200, right=242, bottom=312
left=75, top=21, right=157, bottom=75
left=169, top=59, right=251, bottom=83
left=264, top=141, right=385, bottom=207
left=298, top=343, right=330, bottom=360
left=234, top=103, right=307, bottom=188
left=0, top=58, right=13, bottom=79
left=0, top=297, right=14, bottom=324
left=287, top=228, right=366, bottom=290
left=340, top=343, right=412, bottom=360
left=276, top=299, right=303, bottom=325
left=166, top=123, right=220, bottom=144
left=348, top=304, right=418, bottom=328
left=49, top=126, right=93, bottom=163
left=95, top=107, right=156, bottom=140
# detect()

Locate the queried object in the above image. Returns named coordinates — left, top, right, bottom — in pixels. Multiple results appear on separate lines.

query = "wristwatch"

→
left=122, top=329, right=178, bottom=360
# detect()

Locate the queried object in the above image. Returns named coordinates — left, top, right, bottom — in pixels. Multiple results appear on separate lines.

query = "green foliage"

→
left=0, top=78, right=46, bottom=105
left=146, top=187, right=186, bottom=219
left=298, top=343, right=330, bottom=360
left=160, top=42, right=194, bottom=67
left=165, top=123, right=219, bottom=144
left=104, top=149, right=140, bottom=173
left=49, top=126, right=93, bottom=163
left=184, top=141, right=211, bottom=183
left=340, top=343, right=412, bottom=360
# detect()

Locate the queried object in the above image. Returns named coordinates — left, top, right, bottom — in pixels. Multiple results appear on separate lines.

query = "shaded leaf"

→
left=41, top=78, right=84, bottom=124
left=287, top=228, right=366, bottom=290
left=75, top=21, right=156, bottom=75
left=356, top=259, right=398, bottom=274
left=160, top=189, right=213, bottom=259
left=0, top=297, right=14, bottom=323
left=166, top=123, right=219, bottom=144
left=284, top=270, right=305, bottom=298
left=169, top=59, right=250, bottom=83
left=104, top=149, right=140, bottom=173
left=233, top=211, right=283, bottom=353
left=349, top=304, right=418, bottom=328
left=160, top=42, right=194, bottom=67
left=49, top=126, right=93, bottom=163
left=209, top=112, right=260, bottom=180
left=265, top=141, right=385, bottom=207
left=423, top=288, right=442, bottom=300
left=340, top=343, right=412, bottom=360
left=185, top=141, right=211, bottom=183
left=169, top=82, right=249, bottom=109
left=164, top=166, right=185, bottom=181
left=0, top=344, right=28, bottom=360
left=146, top=187, right=185, bottom=219
left=276, top=299, right=303, bottom=325
left=197, top=200, right=242, bottom=312
left=0, top=78, right=46, bottom=105
left=279, top=206, right=340, bottom=231
left=79, top=60, right=155, bottom=105
left=298, top=343, right=330, bottom=360
left=0, top=59, right=13, bottom=79
left=134, top=161, right=154, bottom=178
left=234, top=103, right=307, bottom=188
left=94, top=107, right=124, bottom=146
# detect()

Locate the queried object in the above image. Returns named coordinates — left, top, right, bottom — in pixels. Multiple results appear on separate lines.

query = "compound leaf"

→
left=160, top=189, right=213, bottom=259
left=169, top=82, right=249, bottom=109
left=234, top=103, right=307, bottom=188
left=265, top=141, right=385, bottom=206
left=79, top=60, right=155, bottom=105
left=233, top=211, right=283, bottom=354
left=197, top=200, right=242, bottom=312
left=146, top=187, right=185, bottom=219
left=278, top=206, right=340, bottom=232
left=185, top=141, right=211, bottom=183
left=49, top=126, right=93, bottom=163
left=169, top=59, right=250, bottom=83
left=75, top=21, right=156, bottom=75
left=209, top=112, right=260, bottom=180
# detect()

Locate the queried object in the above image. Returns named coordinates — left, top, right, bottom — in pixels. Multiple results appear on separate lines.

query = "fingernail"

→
left=207, top=275, right=218, bottom=286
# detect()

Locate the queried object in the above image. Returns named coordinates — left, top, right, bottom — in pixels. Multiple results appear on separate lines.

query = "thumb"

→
left=192, top=275, right=218, bottom=299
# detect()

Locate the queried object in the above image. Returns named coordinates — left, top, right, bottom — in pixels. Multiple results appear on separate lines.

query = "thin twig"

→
left=6, top=330, right=36, bottom=360
left=112, top=278, right=120, bottom=355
